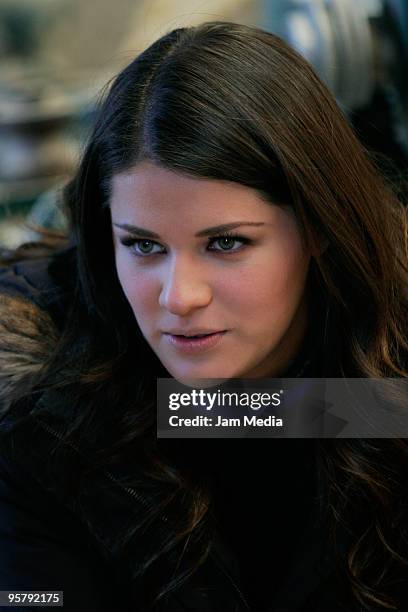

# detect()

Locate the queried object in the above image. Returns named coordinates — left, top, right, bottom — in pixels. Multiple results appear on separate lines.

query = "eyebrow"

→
left=112, top=221, right=266, bottom=238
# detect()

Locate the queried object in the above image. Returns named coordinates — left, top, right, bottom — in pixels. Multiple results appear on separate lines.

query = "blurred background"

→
left=0, top=0, right=407, bottom=249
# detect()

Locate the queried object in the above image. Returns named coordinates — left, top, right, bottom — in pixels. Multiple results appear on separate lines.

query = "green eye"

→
left=126, top=239, right=163, bottom=255
left=217, top=237, right=235, bottom=250
left=119, top=233, right=251, bottom=257
left=208, top=233, right=250, bottom=252
left=138, top=240, right=155, bottom=254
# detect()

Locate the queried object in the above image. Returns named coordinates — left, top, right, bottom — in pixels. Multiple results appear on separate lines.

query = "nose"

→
left=158, top=256, right=212, bottom=315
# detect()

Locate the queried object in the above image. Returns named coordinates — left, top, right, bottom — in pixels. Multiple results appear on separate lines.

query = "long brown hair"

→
left=1, top=21, right=407, bottom=610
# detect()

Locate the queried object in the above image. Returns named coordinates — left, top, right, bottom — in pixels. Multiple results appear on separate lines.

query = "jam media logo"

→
left=156, top=378, right=408, bottom=438
left=156, top=378, right=350, bottom=438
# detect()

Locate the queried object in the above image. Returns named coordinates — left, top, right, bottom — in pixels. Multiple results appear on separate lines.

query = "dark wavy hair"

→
left=2, top=21, right=408, bottom=610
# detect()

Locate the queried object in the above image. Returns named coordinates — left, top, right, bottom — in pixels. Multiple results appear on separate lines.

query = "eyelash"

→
left=119, top=232, right=252, bottom=257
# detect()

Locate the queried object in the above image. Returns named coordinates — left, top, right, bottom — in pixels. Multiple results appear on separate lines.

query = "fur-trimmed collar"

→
left=0, top=293, right=58, bottom=410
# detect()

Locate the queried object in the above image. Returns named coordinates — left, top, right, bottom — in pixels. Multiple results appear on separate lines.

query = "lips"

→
left=164, top=331, right=227, bottom=353
left=166, top=329, right=224, bottom=337
left=177, top=333, right=212, bottom=338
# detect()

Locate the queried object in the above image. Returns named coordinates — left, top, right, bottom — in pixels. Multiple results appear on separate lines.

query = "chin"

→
left=166, top=365, right=240, bottom=389
left=175, top=376, right=228, bottom=389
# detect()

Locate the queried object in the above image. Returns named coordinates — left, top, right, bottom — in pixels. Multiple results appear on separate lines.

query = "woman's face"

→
left=110, top=161, right=311, bottom=386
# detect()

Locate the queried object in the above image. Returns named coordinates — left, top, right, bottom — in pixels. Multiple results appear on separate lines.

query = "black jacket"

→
left=0, top=246, right=356, bottom=611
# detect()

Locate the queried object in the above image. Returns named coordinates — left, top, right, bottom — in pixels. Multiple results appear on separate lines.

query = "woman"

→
left=0, top=21, right=407, bottom=612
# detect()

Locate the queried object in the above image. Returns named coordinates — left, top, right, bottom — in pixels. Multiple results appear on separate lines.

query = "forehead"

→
left=109, top=161, right=277, bottom=220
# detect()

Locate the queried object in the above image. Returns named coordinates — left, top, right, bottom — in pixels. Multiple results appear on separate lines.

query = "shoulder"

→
left=0, top=293, right=58, bottom=406
left=0, top=242, right=76, bottom=329
left=0, top=245, right=76, bottom=411
left=0, top=438, right=134, bottom=611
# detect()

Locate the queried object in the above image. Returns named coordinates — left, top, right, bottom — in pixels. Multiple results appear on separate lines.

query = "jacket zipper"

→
left=35, top=416, right=158, bottom=515
left=35, top=415, right=252, bottom=610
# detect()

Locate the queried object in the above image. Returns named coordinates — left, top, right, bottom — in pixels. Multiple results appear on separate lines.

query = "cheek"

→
left=115, top=259, right=157, bottom=320
left=234, top=241, right=309, bottom=317
left=268, top=224, right=310, bottom=300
